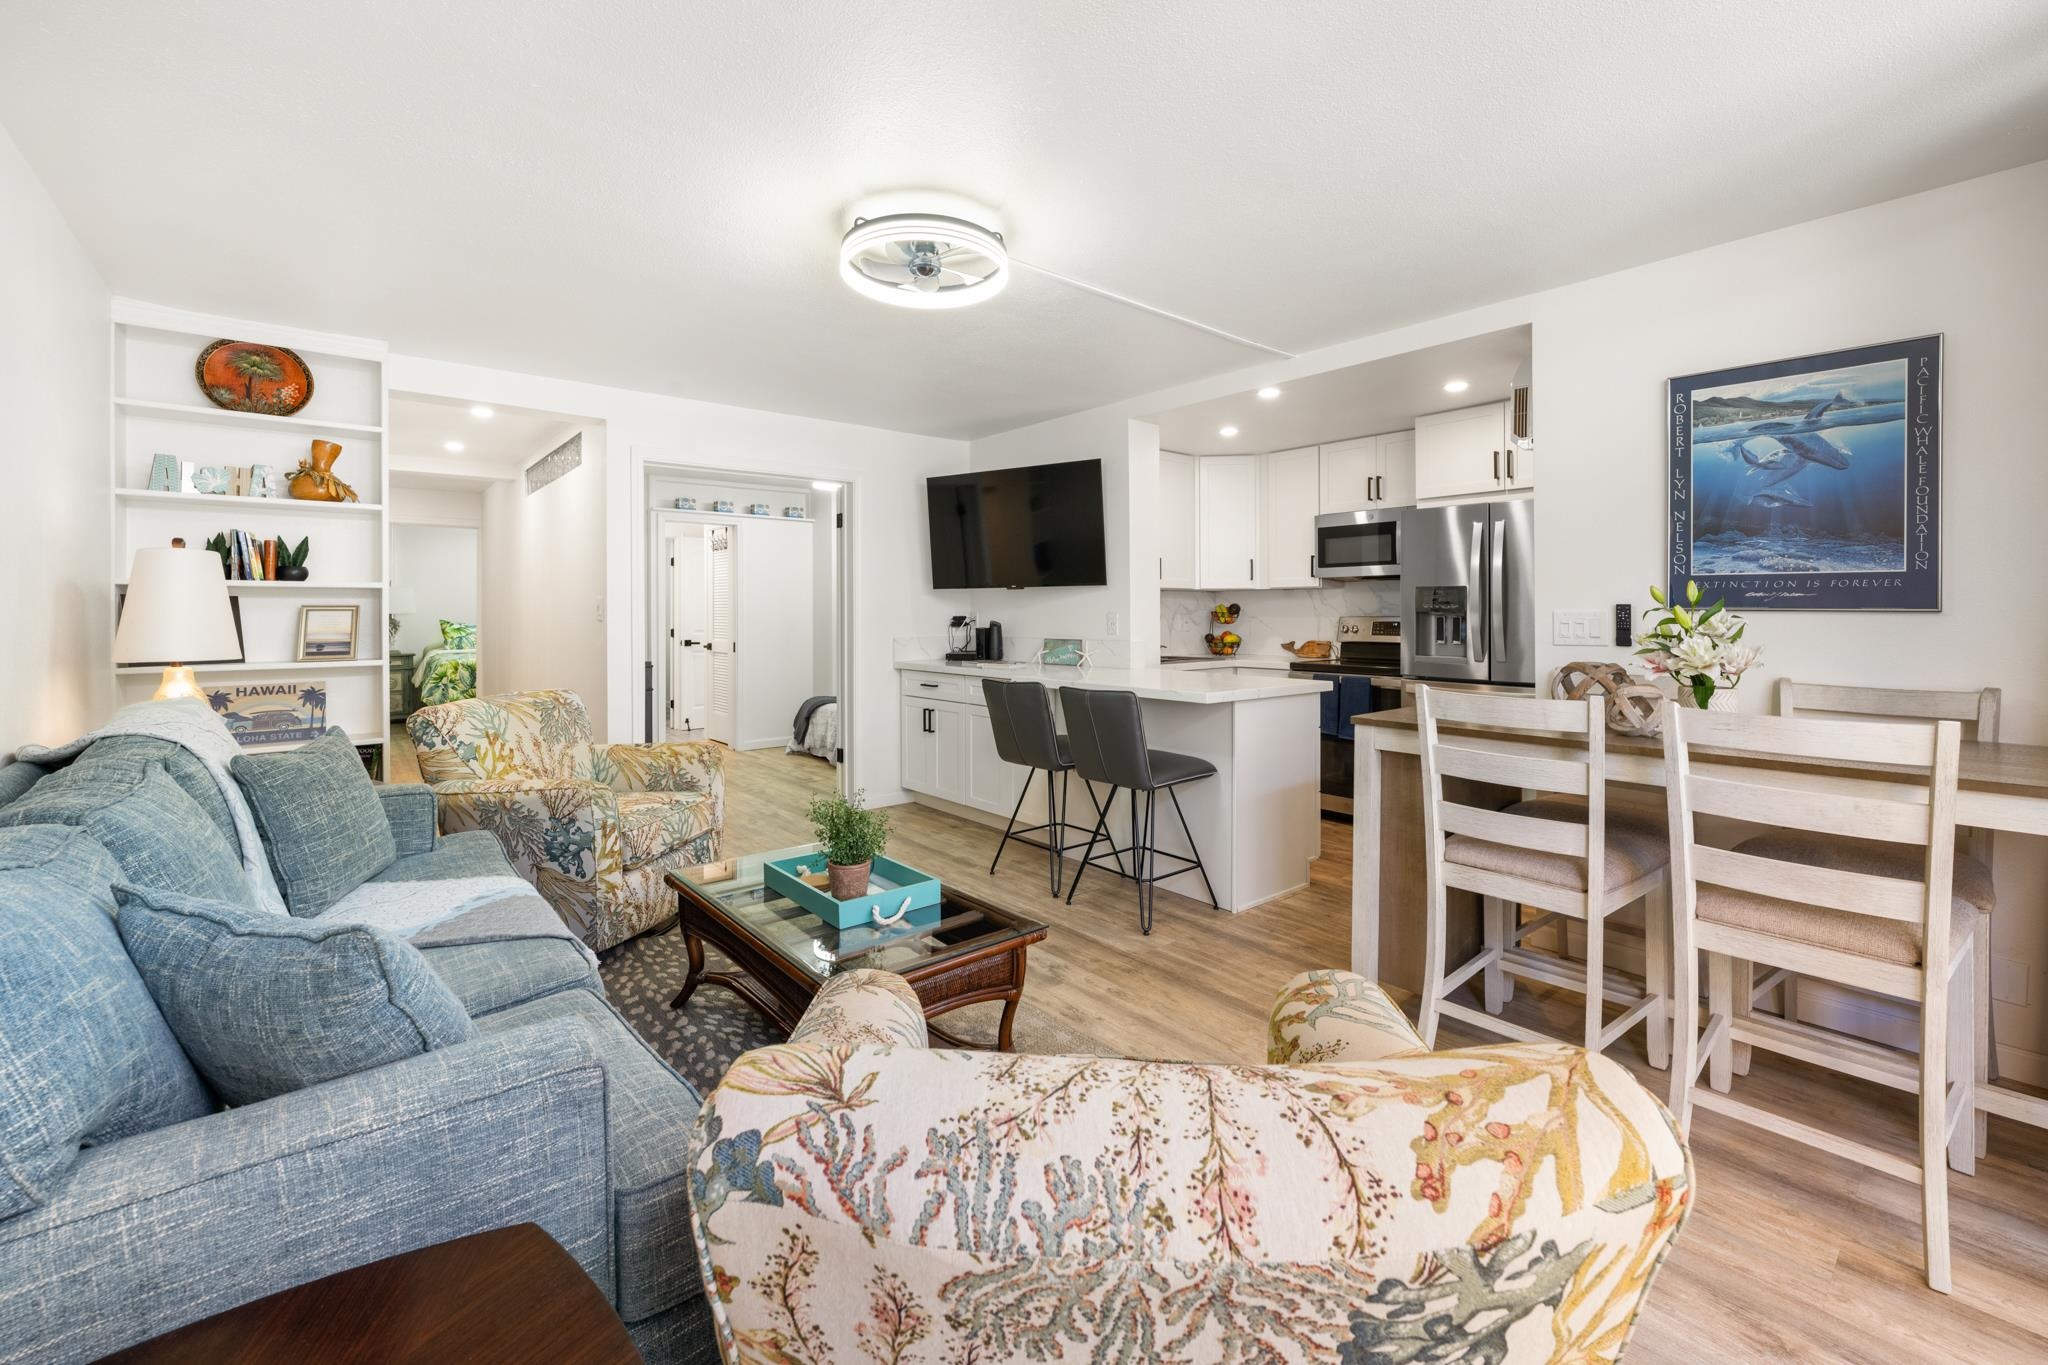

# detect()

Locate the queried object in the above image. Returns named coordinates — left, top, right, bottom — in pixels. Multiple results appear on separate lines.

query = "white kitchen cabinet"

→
left=1377, top=429, right=1417, bottom=506
left=900, top=675, right=1031, bottom=817
left=1261, top=446, right=1320, bottom=587
left=1196, top=455, right=1261, bottom=590
left=966, top=707, right=1029, bottom=813
left=1318, top=436, right=1375, bottom=513
left=901, top=695, right=966, bottom=806
left=1158, top=450, right=1199, bottom=588
left=1501, top=436, right=1534, bottom=492
left=1318, top=432, right=1415, bottom=512
left=1415, top=401, right=1512, bottom=502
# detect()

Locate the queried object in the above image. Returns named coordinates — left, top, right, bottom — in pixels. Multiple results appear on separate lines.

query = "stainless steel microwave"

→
left=1314, top=508, right=1403, bottom=578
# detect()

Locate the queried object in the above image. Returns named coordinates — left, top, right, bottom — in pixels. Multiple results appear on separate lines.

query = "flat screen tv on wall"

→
left=927, top=458, right=1108, bottom=589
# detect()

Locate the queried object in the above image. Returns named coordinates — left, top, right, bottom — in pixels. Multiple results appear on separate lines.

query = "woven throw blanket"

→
left=316, top=874, right=551, bottom=944
left=19, top=698, right=288, bottom=914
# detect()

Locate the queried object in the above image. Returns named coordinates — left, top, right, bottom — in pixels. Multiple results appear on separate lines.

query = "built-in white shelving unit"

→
left=109, top=299, right=392, bottom=765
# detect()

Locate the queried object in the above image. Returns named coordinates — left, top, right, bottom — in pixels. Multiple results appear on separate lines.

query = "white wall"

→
left=964, top=413, right=1157, bottom=664
left=812, top=485, right=839, bottom=694
left=967, top=157, right=2048, bottom=1079
left=0, top=122, right=111, bottom=757
left=389, top=524, right=480, bottom=659
left=384, top=352, right=966, bottom=804
left=478, top=424, right=609, bottom=728
left=389, top=482, right=485, bottom=528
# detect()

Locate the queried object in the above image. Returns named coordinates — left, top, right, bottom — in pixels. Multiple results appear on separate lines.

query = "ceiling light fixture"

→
left=1218, top=425, right=1239, bottom=438
left=1443, top=379, right=1470, bottom=394
left=811, top=480, right=842, bottom=492
left=1257, top=386, right=1282, bottom=400
left=839, top=193, right=1007, bottom=310
left=443, top=440, right=465, bottom=452
left=469, top=405, right=494, bottom=419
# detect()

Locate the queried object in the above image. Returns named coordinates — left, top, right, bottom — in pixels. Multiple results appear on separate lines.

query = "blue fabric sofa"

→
left=0, top=741, right=715, bottom=1365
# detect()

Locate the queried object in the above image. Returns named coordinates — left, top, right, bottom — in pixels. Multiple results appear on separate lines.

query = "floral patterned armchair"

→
left=405, top=689, right=724, bottom=950
left=688, top=969, right=1692, bottom=1363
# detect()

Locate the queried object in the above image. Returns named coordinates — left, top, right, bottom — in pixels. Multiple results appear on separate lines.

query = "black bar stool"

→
left=1059, top=687, right=1219, bottom=934
left=981, top=679, right=1118, bottom=895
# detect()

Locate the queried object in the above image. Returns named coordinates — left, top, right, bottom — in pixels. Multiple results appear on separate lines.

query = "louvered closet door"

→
left=706, top=525, right=738, bottom=746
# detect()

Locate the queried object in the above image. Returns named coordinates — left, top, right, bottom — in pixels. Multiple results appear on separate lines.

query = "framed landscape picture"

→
left=1667, top=335, right=1940, bottom=611
left=297, top=605, right=359, bottom=659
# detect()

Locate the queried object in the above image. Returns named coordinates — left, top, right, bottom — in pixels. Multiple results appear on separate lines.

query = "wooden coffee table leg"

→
left=669, top=921, right=707, bottom=1010
left=996, top=992, right=1021, bottom=1052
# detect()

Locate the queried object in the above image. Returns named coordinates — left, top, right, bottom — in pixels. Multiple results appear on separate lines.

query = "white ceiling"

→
left=1153, top=326, right=1530, bottom=456
left=4, top=3, right=2045, bottom=440
left=389, top=393, right=580, bottom=482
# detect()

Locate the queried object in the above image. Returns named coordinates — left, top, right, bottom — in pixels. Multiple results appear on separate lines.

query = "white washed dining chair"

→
left=1664, top=707, right=1977, bottom=1294
left=1776, top=680, right=2005, bottom=1157
left=1415, top=686, right=1672, bottom=1062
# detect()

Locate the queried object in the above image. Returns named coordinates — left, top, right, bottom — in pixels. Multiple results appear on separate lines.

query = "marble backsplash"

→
left=1161, top=584, right=1400, bottom=657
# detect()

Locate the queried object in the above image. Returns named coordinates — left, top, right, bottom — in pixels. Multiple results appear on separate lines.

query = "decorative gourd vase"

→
left=275, top=564, right=310, bottom=582
left=827, top=859, right=872, bottom=900
left=289, top=439, right=359, bottom=503
left=1679, top=686, right=1739, bottom=713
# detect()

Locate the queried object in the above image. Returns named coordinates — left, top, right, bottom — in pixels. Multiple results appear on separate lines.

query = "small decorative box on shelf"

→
left=763, top=852, right=942, bottom=930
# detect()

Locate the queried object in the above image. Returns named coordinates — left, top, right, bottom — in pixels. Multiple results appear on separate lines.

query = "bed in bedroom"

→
left=412, top=620, right=479, bottom=707
left=787, top=694, right=838, bottom=763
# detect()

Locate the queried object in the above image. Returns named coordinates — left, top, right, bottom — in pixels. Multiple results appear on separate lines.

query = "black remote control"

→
left=1614, top=603, right=1633, bottom=648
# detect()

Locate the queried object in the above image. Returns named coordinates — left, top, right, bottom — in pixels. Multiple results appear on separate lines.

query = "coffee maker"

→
left=946, top=614, right=978, bottom=662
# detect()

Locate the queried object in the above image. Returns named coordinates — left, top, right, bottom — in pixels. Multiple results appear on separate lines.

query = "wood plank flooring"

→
left=393, top=735, right=2048, bottom=1360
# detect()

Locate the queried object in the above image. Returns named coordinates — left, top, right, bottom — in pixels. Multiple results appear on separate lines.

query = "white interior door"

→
left=668, top=530, right=712, bottom=733
left=706, top=525, right=738, bottom=746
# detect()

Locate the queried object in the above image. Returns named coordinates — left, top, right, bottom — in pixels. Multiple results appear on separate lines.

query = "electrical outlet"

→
left=1105, top=610, right=1119, bottom=637
left=1993, top=955, right=2029, bottom=1007
left=1549, top=610, right=1605, bottom=647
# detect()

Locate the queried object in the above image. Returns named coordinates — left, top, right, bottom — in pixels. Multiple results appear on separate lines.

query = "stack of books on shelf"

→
left=206, top=531, right=300, bottom=581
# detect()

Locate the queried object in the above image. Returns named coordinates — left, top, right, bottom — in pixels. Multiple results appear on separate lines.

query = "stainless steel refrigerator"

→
left=1400, top=499, right=1535, bottom=687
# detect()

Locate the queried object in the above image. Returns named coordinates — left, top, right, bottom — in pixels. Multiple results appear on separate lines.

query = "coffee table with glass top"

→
left=665, top=843, right=1049, bottom=1051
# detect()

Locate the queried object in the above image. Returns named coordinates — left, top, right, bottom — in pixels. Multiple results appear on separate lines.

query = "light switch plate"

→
left=1549, top=610, right=1606, bottom=646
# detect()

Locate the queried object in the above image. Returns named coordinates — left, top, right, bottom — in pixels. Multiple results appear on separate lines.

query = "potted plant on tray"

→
left=1639, top=579, right=1761, bottom=711
left=806, top=787, right=891, bottom=900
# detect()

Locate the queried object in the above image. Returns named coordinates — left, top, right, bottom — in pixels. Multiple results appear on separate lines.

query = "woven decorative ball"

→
left=1551, top=660, right=1666, bottom=736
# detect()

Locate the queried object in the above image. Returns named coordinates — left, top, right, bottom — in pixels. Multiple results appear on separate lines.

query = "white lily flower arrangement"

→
left=1638, top=580, right=1759, bottom=709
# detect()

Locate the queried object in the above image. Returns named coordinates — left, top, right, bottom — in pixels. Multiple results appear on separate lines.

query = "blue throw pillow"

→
left=0, top=758, right=253, bottom=909
left=115, top=885, right=475, bottom=1106
left=230, top=728, right=396, bottom=917
left=0, top=828, right=215, bottom=1216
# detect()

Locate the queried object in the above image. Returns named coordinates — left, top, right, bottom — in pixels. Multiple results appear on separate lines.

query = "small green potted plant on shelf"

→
left=275, top=535, right=310, bottom=581
left=806, top=787, right=890, bottom=900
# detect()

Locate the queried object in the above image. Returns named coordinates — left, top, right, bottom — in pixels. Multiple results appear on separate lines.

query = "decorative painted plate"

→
left=195, top=339, right=314, bottom=416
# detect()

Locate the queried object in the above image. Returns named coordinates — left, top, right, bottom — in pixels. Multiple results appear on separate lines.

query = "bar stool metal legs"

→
left=1063, top=780, right=1218, bottom=934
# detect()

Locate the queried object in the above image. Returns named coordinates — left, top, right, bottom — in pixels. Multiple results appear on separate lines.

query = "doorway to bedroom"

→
left=647, top=465, right=848, bottom=820
left=391, top=523, right=482, bottom=718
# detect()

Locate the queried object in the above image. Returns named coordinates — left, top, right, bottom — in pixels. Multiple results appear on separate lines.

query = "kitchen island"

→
left=895, top=659, right=1329, bottom=912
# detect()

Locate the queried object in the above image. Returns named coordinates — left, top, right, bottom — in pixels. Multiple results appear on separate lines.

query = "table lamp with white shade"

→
left=113, top=541, right=244, bottom=699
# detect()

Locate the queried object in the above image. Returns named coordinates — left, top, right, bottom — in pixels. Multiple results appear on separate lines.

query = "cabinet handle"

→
left=1309, top=553, right=1316, bottom=577
left=1249, top=557, right=1255, bottom=581
left=1507, top=448, right=1516, bottom=483
left=1374, top=474, right=1383, bottom=501
left=1492, top=450, right=1500, bottom=481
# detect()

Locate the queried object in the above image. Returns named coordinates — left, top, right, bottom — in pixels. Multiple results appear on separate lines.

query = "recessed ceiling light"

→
left=1218, top=425, right=1239, bottom=437
left=443, top=440, right=465, bottom=452
left=469, top=405, right=494, bottom=419
left=811, top=480, right=842, bottom=492
left=1443, top=379, right=1470, bottom=394
left=1256, top=386, right=1282, bottom=400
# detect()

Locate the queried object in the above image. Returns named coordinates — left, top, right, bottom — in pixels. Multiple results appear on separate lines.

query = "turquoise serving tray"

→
left=762, top=852, right=943, bottom=930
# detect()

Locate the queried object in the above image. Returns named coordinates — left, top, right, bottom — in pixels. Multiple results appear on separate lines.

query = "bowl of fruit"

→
left=1204, top=630, right=1243, bottom=656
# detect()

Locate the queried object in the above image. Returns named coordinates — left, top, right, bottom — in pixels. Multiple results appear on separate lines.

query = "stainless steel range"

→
left=1290, top=616, right=1404, bottom=816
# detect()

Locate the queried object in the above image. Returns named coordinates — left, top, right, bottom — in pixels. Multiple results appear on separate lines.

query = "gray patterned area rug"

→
left=599, top=923, right=1113, bottom=1096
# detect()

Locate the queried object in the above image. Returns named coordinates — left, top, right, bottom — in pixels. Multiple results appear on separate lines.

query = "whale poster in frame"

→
left=1667, top=334, right=1940, bottom=611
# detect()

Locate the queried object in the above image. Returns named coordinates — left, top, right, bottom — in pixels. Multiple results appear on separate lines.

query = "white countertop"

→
left=895, top=658, right=1330, bottom=704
